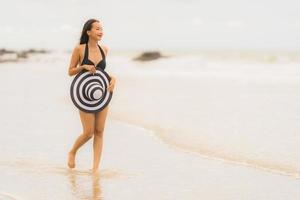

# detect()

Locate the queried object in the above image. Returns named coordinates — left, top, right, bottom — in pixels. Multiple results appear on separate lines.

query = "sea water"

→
left=0, top=50, right=300, bottom=199
left=106, top=50, right=300, bottom=177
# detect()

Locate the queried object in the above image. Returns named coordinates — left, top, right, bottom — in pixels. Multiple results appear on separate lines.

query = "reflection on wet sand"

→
left=0, top=159, right=128, bottom=200
left=67, top=170, right=103, bottom=200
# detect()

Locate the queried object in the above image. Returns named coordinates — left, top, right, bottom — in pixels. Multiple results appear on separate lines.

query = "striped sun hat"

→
left=70, top=68, right=113, bottom=113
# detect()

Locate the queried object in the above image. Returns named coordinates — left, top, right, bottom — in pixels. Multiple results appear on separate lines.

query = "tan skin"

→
left=67, top=21, right=116, bottom=174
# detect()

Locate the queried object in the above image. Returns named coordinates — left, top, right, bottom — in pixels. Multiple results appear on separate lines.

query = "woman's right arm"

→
left=68, top=45, right=84, bottom=76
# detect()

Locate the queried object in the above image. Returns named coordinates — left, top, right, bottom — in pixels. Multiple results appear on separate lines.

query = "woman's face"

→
left=87, top=21, right=103, bottom=41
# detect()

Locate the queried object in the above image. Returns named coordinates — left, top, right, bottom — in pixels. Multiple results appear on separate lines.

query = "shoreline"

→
left=0, top=118, right=300, bottom=199
left=110, top=115, right=300, bottom=180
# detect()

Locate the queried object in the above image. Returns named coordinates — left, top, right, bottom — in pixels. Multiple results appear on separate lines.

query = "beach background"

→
left=1, top=0, right=300, bottom=199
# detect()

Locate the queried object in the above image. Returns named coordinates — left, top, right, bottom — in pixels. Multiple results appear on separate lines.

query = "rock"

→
left=0, top=48, right=16, bottom=55
left=17, top=51, right=28, bottom=59
left=133, top=51, right=167, bottom=61
left=0, top=48, right=50, bottom=63
left=25, top=48, right=49, bottom=54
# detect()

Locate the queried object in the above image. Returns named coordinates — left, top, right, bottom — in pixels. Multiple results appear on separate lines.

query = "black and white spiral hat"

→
left=70, top=68, right=113, bottom=113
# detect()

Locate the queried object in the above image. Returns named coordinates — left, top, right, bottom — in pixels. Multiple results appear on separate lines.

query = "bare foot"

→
left=89, top=168, right=99, bottom=175
left=68, top=151, right=76, bottom=169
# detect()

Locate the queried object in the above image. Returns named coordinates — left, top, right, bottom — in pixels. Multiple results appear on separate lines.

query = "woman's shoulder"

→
left=77, top=43, right=86, bottom=49
left=71, top=44, right=85, bottom=63
left=99, top=44, right=109, bottom=57
left=72, top=43, right=84, bottom=52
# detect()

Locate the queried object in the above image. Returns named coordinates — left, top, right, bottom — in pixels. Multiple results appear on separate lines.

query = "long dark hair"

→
left=79, top=19, right=99, bottom=44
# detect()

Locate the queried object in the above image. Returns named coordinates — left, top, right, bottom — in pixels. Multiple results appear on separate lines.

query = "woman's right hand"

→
left=82, top=64, right=96, bottom=74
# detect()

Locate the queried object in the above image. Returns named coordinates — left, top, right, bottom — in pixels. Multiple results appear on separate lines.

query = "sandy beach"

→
left=0, top=52, right=300, bottom=199
left=1, top=0, right=300, bottom=198
left=1, top=118, right=300, bottom=200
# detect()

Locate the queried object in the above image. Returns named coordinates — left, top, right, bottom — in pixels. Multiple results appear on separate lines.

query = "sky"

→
left=0, top=0, right=300, bottom=51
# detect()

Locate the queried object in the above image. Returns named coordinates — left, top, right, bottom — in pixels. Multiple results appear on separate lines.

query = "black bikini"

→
left=80, top=43, right=106, bottom=70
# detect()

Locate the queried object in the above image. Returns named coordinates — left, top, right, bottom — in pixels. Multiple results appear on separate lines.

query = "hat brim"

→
left=70, top=68, right=113, bottom=113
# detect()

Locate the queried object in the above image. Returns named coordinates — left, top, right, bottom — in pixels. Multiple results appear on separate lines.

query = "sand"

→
left=0, top=53, right=300, bottom=199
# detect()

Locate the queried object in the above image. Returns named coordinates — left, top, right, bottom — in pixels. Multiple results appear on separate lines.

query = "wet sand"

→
left=1, top=118, right=300, bottom=199
left=0, top=55, right=300, bottom=199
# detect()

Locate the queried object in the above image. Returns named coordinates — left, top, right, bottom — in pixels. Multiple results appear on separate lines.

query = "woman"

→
left=67, top=18, right=116, bottom=173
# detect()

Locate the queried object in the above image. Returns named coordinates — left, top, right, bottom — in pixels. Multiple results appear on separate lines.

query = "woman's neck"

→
left=87, top=39, right=98, bottom=48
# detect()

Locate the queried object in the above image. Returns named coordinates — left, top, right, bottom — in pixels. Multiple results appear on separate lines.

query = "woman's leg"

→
left=68, top=110, right=95, bottom=168
left=92, top=105, right=109, bottom=172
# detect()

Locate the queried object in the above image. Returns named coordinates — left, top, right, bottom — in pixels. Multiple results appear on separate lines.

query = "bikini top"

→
left=81, top=42, right=106, bottom=70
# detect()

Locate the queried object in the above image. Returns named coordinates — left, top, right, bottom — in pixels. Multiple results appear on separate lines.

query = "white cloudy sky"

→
left=0, top=0, right=299, bottom=51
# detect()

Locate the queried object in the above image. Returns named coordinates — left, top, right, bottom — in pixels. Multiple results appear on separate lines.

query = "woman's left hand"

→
left=107, top=76, right=116, bottom=92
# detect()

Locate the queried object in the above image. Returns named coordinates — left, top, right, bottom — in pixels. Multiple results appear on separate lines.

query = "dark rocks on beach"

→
left=17, top=51, right=28, bottom=59
left=0, top=48, right=50, bottom=63
left=133, top=51, right=168, bottom=61
left=25, top=48, right=49, bottom=54
left=0, top=49, right=14, bottom=55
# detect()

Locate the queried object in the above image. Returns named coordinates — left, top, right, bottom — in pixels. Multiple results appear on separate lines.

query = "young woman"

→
left=67, top=18, right=116, bottom=173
